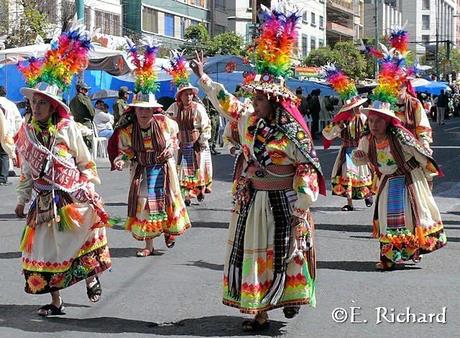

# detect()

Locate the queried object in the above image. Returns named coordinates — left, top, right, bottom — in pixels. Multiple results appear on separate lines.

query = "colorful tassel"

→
left=389, top=26, right=409, bottom=57
left=58, top=204, right=83, bottom=231
left=19, top=226, right=36, bottom=254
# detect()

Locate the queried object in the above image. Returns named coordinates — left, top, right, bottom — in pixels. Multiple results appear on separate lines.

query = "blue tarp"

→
left=414, top=81, right=450, bottom=95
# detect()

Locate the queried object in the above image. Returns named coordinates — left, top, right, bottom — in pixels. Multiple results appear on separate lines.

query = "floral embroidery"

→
left=27, top=273, right=47, bottom=293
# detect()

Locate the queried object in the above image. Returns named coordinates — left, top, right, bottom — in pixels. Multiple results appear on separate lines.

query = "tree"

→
left=205, top=32, right=244, bottom=56
left=422, top=46, right=460, bottom=79
left=4, top=1, right=50, bottom=48
left=303, top=46, right=339, bottom=68
left=183, top=23, right=209, bottom=50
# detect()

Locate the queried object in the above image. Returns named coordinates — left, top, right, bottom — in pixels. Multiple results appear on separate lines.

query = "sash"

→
left=15, top=125, right=82, bottom=192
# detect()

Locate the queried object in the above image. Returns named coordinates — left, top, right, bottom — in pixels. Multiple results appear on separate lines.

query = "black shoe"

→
left=0, top=182, right=11, bottom=186
left=365, top=197, right=373, bottom=207
left=242, top=319, right=270, bottom=332
left=283, top=306, right=300, bottom=319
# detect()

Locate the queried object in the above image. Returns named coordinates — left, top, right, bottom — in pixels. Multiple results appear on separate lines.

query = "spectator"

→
left=436, top=89, right=447, bottom=125
left=0, top=85, right=23, bottom=185
left=69, top=81, right=95, bottom=128
left=93, top=99, right=114, bottom=138
left=113, top=86, right=131, bottom=126
left=308, top=89, right=321, bottom=138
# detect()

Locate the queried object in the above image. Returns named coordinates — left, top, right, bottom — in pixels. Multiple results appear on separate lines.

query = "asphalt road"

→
left=0, top=118, right=459, bottom=338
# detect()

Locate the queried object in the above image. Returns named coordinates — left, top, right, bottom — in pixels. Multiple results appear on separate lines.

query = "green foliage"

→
left=303, top=46, right=339, bottom=67
left=422, top=46, right=460, bottom=77
left=182, top=24, right=244, bottom=56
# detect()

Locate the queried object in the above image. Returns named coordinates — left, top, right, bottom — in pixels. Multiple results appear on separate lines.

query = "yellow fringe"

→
left=415, top=226, right=426, bottom=246
left=19, top=226, right=35, bottom=253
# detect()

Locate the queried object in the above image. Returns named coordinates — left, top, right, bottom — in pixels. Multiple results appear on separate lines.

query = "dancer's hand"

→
left=158, top=147, right=174, bottom=162
left=15, top=204, right=26, bottom=218
left=114, top=159, right=124, bottom=171
left=230, top=147, right=237, bottom=156
left=190, top=50, right=205, bottom=78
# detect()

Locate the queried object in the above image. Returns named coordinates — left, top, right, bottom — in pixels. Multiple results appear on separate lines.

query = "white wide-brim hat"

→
left=20, top=82, right=71, bottom=116
left=338, top=96, right=367, bottom=113
left=175, top=83, right=199, bottom=99
left=128, top=92, right=163, bottom=108
left=361, top=100, right=400, bottom=121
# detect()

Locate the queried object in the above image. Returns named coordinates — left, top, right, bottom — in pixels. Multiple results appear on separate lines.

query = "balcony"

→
left=327, top=0, right=354, bottom=15
left=326, top=21, right=354, bottom=37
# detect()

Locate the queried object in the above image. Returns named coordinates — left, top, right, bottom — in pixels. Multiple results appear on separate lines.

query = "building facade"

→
left=401, top=0, right=456, bottom=56
left=326, top=0, right=364, bottom=45
left=121, top=0, right=210, bottom=49
left=298, top=0, right=327, bottom=58
left=363, top=0, right=402, bottom=41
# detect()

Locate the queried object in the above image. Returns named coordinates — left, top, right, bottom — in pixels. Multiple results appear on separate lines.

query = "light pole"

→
left=374, top=0, right=380, bottom=78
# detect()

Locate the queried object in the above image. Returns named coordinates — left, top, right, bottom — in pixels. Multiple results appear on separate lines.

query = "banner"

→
left=295, top=66, right=322, bottom=79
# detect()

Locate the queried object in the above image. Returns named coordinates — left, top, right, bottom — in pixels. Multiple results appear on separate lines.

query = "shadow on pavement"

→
left=191, top=221, right=229, bottom=229
left=105, top=202, right=128, bottom=206
left=315, top=223, right=372, bottom=233
left=317, top=261, right=421, bottom=272
left=183, top=260, right=224, bottom=271
left=0, top=251, right=21, bottom=259
left=0, top=213, right=21, bottom=220
left=0, top=306, right=286, bottom=336
left=108, top=247, right=165, bottom=258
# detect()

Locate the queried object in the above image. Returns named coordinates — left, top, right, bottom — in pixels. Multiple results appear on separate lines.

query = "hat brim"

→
left=361, top=107, right=401, bottom=121
left=175, top=86, right=199, bottom=99
left=20, top=87, right=71, bottom=116
left=338, top=97, right=367, bottom=113
left=128, top=101, right=163, bottom=108
left=241, top=82, right=297, bottom=101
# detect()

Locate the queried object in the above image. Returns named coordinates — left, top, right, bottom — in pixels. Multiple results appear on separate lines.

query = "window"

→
left=422, top=35, right=430, bottom=44
left=319, top=15, right=324, bottom=29
left=164, top=13, right=175, bottom=37
left=311, top=12, right=316, bottom=27
left=216, top=0, right=225, bottom=10
left=215, top=24, right=226, bottom=34
left=95, top=10, right=121, bottom=36
left=180, top=18, right=186, bottom=39
left=302, top=11, right=308, bottom=23
left=302, top=35, right=308, bottom=56
left=84, top=6, right=91, bottom=30
left=319, top=38, right=325, bottom=47
left=310, top=37, right=316, bottom=50
left=422, top=0, right=430, bottom=10
left=142, top=7, right=158, bottom=33
left=422, top=15, right=430, bottom=30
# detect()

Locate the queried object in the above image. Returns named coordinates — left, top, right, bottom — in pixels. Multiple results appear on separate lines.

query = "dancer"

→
left=190, top=1, right=326, bottom=331
left=164, top=51, right=212, bottom=205
left=322, top=65, right=373, bottom=211
left=352, top=45, right=446, bottom=271
left=112, top=38, right=190, bottom=257
left=14, top=23, right=111, bottom=316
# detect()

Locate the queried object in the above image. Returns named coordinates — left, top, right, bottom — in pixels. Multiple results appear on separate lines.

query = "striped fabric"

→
left=146, top=164, right=165, bottom=215
left=386, top=176, right=406, bottom=228
left=180, top=143, right=196, bottom=177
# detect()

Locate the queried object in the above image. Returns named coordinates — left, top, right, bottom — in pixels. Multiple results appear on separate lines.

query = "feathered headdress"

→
left=389, top=26, right=410, bottom=58
left=323, top=63, right=367, bottom=117
left=163, top=50, right=198, bottom=99
left=126, top=36, right=160, bottom=95
left=18, top=22, right=93, bottom=116
left=125, top=36, right=163, bottom=108
left=242, top=0, right=302, bottom=101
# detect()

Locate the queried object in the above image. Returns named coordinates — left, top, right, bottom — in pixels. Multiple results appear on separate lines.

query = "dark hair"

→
left=295, top=87, right=302, bottom=95
left=0, top=86, right=6, bottom=97
left=95, top=99, right=104, bottom=105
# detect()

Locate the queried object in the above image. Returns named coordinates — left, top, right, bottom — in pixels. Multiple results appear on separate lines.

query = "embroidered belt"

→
left=251, top=176, right=293, bottom=191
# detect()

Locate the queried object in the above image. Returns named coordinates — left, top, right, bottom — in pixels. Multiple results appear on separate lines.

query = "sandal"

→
left=136, top=248, right=154, bottom=257
left=365, top=197, right=374, bottom=207
left=375, top=261, right=395, bottom=271
left=242, top=319, right=270, bottom=332
left=86, top=276, right=102, bottom=303
left=164, top=234, right=176, bottom=249
left=197, top=192, right=205, bottom=202
left=37, top=302, right=65, bottom=317
left=184, top=199, right=191, bottom=207
left=283, top=306, right=300, bottom=319
left=341, top=205, right=354, bottom=211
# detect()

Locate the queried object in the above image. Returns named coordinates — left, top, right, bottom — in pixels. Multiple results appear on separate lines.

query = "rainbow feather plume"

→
left=126, top=36, right=160, bottom=94
left=371, top=47, right=407, bottom=106
left=254, top=2, right=302, bottom=78
left=389, top=26, right=409, bottom=57
left=40, top=22, right=92, bottom=90
left=17, top=56, right=44, bottom=88
left=163, top=50, right=189, bottom=88
left=323, top=64, right=357, bottom=101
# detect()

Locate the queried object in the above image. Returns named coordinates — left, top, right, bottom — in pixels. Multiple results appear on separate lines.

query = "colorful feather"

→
left=389, top=26, right=409, bottom=57
left=371, top=49, right=407, bottom=106
left=322, top=64, right=357, bottom=101
left=162, top=50, right=190, bottom=88
left=17, top=56, right=45, bottom=88
left=126, top=36, right=160, bottom=94
left=39, top=22, right=92, bottom=90
left=254, top=2, right=302, bottom=78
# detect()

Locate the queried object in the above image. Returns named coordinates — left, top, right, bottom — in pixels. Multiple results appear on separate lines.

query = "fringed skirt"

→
left=20, top=190, right=111, bottom=294
left=223, top=189, right=316, bottom=314
left=374, top=168, right=447, bottom=265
